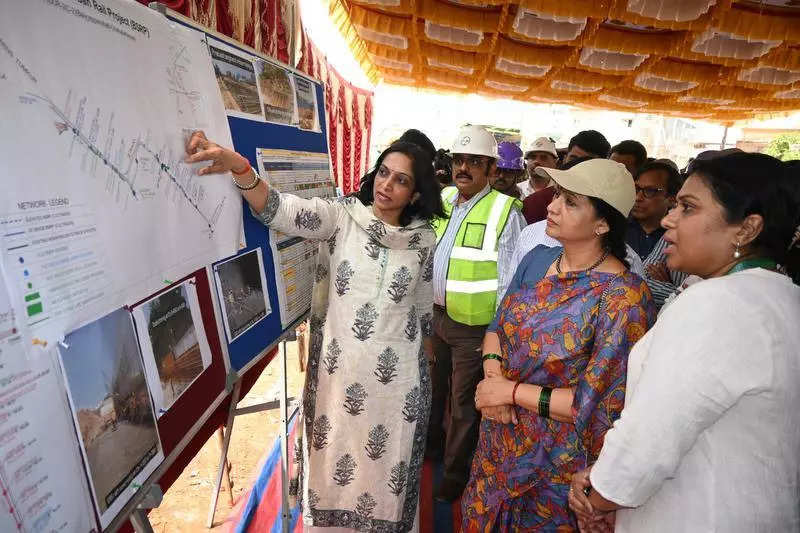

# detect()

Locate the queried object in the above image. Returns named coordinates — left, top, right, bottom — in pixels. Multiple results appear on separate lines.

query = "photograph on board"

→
left=256, top=59, right=296, bottom=125
left=208, top=41, right=264, bottom=120
left=58, top=308, right=163, bottom=527
left=294, top=74, right=319, bottom=131
left=133, top=281, right=213, bottom=418
left=214, top=248, right=272, bottom=342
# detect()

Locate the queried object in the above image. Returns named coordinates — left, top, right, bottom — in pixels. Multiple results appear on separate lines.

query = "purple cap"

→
left=496, top=142, right=524, bottom=170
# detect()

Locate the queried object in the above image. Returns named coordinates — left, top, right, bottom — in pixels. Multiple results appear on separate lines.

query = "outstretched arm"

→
left=186, top=130, right=340, bottom=240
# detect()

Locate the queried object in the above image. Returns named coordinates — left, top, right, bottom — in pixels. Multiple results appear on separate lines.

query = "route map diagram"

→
left=0, top=1, right=242, bottom=345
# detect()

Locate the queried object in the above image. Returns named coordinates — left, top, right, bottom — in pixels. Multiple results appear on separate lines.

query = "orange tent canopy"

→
left=329, top=0, right=800, bottom=121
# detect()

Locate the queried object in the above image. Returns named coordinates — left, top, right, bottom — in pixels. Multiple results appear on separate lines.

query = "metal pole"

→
left=207, top=380, right=242, bottom=528
left=721, top=125, right=729, bottom=150
left=279, top=340, right=290, bottom=533
left=217, top=427, right=235, bottom=506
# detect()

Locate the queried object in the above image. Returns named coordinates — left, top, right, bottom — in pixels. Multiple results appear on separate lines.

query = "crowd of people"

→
left=184, top=124, right=800, bottom=532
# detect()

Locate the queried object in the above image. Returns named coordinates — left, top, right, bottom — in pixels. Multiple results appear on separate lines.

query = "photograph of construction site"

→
left=209, top=43, right=263, bottom=119
left=257, top=59, right=296, bottom=125
left=294, top=74, right=318, bottom=131
left=214, top=248, right=271, bottom=342
left=58, top=308, right=162, bottom=519
left=134, top=282, right=212, bottom=417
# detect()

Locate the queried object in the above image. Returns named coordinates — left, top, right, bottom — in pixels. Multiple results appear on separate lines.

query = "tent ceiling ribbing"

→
left=329, top=0, right=800, bottom=121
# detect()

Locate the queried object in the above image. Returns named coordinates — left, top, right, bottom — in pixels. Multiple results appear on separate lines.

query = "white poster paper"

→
left=57, top=308, right=164, bottom=530
left=213, top=248, right=272, bottom=342
left=0, top=278, right=97, bottom=533
left=256, top=149, right=334, bottom=327
left=208, top=38, right=265, bottom=121
left=132, top=280, right=212, bottom=418
left=0, top=1, right=242, bottom=347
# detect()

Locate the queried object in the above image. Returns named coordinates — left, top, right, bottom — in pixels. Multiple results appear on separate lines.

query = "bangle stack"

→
left=538, top=387, right=552, bottom=419
left=482, top=353, right=501, bottom=363
left=232, top=162, right=260, bottom=191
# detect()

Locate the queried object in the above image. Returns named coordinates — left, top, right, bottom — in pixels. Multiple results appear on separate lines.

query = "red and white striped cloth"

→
left=297, top=29, right=374, bottom=194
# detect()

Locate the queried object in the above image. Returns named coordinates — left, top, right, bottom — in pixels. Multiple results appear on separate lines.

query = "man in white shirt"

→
left=518, top=137, right=558, bottom=199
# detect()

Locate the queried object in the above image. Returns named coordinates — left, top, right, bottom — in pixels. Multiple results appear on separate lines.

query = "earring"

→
left=733, top=241, right=741, bottom=259
left=595, top=229, right=601, bottom=236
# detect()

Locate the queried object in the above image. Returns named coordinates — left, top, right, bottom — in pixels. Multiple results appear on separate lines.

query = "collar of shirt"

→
left=450, top=183, right=491, bottom=210
left=628, top=217, right=665, bottom=238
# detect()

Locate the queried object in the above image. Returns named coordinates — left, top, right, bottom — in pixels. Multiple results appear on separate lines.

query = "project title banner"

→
left=71, top=0, right=151, bottom=37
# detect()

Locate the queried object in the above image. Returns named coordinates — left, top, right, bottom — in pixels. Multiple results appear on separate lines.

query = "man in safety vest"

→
left=428, top=125, right=525, bottom=502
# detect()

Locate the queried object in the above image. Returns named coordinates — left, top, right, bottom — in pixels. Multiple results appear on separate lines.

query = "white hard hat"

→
left=525, top=137, right=558, bottom=158
left=450, top=125, right=498, bottom=159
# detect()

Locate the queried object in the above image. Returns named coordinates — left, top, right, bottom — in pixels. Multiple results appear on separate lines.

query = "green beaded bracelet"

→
left=482, top=353, right=502, bottom=362
left=538, top=387, right=553, bottom=419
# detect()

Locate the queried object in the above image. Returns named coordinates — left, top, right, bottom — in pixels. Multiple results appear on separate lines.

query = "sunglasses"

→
left=452, top=155, right=489, bottom=169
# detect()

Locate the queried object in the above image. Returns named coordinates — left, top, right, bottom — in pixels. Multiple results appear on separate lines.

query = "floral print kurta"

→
left=253, top=188, right=435, bottom=532
left=461, top=268, right=654, bottom=532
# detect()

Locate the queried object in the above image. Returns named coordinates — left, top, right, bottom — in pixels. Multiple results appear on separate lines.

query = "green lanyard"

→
left=726, top=258, right=777, bottom=276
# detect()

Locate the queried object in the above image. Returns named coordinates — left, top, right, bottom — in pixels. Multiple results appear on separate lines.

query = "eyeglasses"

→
left=635, top=185, right=666, bottom=199
left=452, top=154, right=488, bottom=169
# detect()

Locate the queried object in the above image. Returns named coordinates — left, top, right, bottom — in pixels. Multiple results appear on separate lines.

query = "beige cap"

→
left=525, top=137, right=557, bottom=158
left=535, top=159, right=635, bottom=217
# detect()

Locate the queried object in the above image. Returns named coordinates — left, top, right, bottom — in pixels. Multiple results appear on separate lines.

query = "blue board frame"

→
left=218, top=88, right=328, bottom=373
left=167, top=15, right=329, bottom=373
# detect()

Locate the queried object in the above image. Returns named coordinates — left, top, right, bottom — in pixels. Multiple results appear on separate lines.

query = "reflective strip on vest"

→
left=445, top=278, right=498, bottom=293
left=442, top=187, right=458, bottom=206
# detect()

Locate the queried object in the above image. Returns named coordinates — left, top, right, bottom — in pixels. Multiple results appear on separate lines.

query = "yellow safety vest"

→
left=432, top=187, right=521, bottom=326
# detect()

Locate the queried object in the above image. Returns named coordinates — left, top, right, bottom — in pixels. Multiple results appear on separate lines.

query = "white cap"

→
left=534, top=159, right=636, bottom=217
left=450, top=125, right=498, bottom=159
left=525, top=137, right=557, bottom=158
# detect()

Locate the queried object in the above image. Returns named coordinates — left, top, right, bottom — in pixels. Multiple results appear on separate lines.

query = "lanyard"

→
left=726, top=258, right=777, bottom=276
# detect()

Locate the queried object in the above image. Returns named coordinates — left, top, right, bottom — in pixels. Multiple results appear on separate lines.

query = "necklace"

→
left=556, top=249, right=609, bottom=274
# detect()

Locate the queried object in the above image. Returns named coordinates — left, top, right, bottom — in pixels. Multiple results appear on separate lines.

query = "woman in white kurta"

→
left=185, top=132, right=444, bottom=532
left=567, top=152, right=800, bottom=532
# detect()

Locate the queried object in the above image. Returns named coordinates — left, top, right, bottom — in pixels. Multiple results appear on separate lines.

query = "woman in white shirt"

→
left=568, top=151, right=800, bottom=532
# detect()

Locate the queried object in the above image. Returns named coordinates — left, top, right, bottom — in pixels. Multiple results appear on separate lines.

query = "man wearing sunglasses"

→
left=428, top=124, right=525, bottom=502
left=627, top=159, right=682, bottom=260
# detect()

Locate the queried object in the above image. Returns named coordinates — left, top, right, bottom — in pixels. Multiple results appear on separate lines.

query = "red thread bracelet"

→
left=512, top=381, right=521, bottom=407
left=231, top=161, right=252, bottom=175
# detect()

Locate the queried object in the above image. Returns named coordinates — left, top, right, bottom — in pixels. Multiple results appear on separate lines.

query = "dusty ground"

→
left=148, top=340, right=304, bottom=532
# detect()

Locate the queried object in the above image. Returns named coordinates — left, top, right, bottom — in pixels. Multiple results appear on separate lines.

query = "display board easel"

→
left=0, top=0, right=329, bottom=530
left=103, top=4, right=331, bottom=532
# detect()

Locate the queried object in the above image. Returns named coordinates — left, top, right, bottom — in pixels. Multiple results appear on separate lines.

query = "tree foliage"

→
left=764, top=133, right=800, bottom=162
